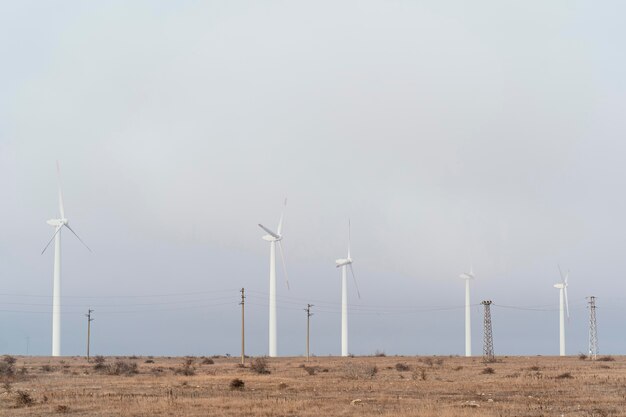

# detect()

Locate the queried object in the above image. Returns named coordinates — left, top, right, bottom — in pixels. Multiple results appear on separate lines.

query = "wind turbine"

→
left=335, top=220, right=360, bottom=357
left=41, top=162, right=91, bottom=356
left=258, top=199, right=289, bottom=357
left=459, top=266, right=474, bottom=357
left=554, top=265, right=570, bottom=356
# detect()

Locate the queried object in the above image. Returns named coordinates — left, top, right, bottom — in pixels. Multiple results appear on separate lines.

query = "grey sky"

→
left=1, top=1, right=626, bottom=356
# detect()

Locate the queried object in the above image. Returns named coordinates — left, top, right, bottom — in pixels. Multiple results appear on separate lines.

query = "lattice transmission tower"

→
left=587, top=296, right=598, bottom=360
left=481, top=300, right=494, bottom=362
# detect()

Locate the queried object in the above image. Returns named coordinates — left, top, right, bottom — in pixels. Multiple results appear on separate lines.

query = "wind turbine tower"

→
left=41, top=162, right=91, bottom=356
left=459, top=267, right=474, bottom=357
left=335, top=221, right=360, bottom=357
left=554, top=266, right=570, bottom=356
left=258, top=199, right=289, bottom=357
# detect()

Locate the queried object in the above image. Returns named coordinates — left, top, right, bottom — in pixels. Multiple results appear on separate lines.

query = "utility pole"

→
left=481, top=300, right=494, bottom=363
left=86, top=309, right=94, bottom=361
left=588, top=296, right=598, bottom=360
left=305, top=304, right=313, bottom=361
left=240, top=288, right=245, bottom=365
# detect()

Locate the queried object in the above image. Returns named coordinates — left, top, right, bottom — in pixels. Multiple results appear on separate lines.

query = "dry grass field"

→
left=0, top=354, right=624, bottom=416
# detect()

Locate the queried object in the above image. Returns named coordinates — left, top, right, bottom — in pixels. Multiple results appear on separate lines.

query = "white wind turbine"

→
left=554, top=265, right=570, bottom=356
left=459, top=266, right=474, bottom=357
left=41, top=162, right=91, bottom=356
left=258, top=199, right=289, bottom=357
left=335, top=221, right=360, bottom=357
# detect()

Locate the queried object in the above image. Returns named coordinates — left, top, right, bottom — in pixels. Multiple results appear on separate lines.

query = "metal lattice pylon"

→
left=588, top=296, right=598, bottom=360
left=481, top=300, right=494, bottom=362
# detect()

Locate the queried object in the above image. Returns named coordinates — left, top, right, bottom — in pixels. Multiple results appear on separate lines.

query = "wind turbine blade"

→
left=277, top=198, right=287, bottom=236
left=258, top=224, right=279, bottom=239
left=348, top=219, right=351, bottom=258
left=348, top=264, right=361, bottom=299
left=278, top=241, right=289, bottom=290
left=557, top=264, right=564, bottom=281
left=56, top=161, right=65, bottom=219
left=41, top=226, right=62, bottom=255
left=64, top=224, right=92, bottom=252
left=565, top=271, right=569, bottom=286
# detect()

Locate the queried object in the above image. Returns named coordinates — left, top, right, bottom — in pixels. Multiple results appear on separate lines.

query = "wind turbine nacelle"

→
left=262, top=235, right=278, bottom=242
left=554, top=283, right=565, bottom=289
left=335, top=259, right=352, bottom=267
left=47, top=219, right=65, bottom=227
left=459, top=273, right=474, bottom=280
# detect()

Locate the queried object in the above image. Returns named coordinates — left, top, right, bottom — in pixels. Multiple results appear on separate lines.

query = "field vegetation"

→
left=0, top=354, right=623, bottom=416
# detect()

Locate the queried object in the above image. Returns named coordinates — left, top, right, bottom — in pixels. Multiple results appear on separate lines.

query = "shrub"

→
left=343, top=363, right=377, bottom=380
left=395, top=363, right=410, bottom=372
left=597, top=356, right=615, bottom=362
left=175, top=359, right=195, bottom=376
left=93, top=356, right=106, bottom=371
left=250, top=358, right=270, bottom=375
left=3, top=356, right=16, bottom=366
left=556, top=372, right=573, bottom=379
left=15, top=390, right=34, bottom=407
left=374, top=350, right=386, bottom=357
left=481, top=367, right=495, bottom=374
left=230, top=378, right=245, bottom=390
left=303, top=366, right=317, bottom=375
left=278, top=382, right=288, bottom=390
left=578, top=353, right=588, bottom=360
left=144, top=359, right=155, bottom=364
left=201, top=358, right=214, bottom=365
left=41, top=364, right=55, bottom=372
left=56, top=405, right=70, bottom=413
left=107, top=361, right=139, bottom=376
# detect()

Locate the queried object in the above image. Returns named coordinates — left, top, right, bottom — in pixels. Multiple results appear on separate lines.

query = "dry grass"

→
left=0, top=355, right=624, bottom=416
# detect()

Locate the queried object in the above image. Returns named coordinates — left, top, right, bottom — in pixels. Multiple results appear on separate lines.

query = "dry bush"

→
left=481, top=367, right=495, bottom=374
left=374, top=350, right=386, bottom=357
left=556, top=372, right=573, bottom=379
left=41, top=364, right=55, bottom=372
left=452, top=366, right=463, bottom=371
left=56, top=405, right=70, bottom=413
left=528, top=365, right=541, bottom=371
left=578, top=353, right=588, bottom=360
left=0, top=355, right=16, bottom=377
left=395, top=363, right=410, bottom=372
left=107, top=361, right=139, bottom=376
left=250, top=358, right=270, bottom=375
left=201, top=358, right=214, bottom=365
left=14, top=390, right=34, bottom=407
left=175, top=359, right=196, bottom=376
left=93, top=356, right=106, bottom=371
left=144, top=359, right=155, bottom=364
left=597, top=356, right=615, bottom=362
left=229, top=378, right=245, bottom=390
left=343, top=363, right=378, bottom=380
left=303, top=366, right=317, bottom=375
left=278, top=382, right=288, bottom=390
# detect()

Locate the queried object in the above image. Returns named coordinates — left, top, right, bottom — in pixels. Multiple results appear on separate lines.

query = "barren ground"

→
left=0, top=355, right=624, bottom=416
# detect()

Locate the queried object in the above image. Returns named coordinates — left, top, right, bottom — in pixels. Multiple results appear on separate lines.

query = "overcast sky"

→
left=1, top=1, right=626, bottom=357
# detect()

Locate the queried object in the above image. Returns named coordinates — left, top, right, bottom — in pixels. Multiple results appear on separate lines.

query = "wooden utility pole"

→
left=86, top=309, right=94, bottom=361
left=305, top=304, right=313, bottom=361
left=240, top=288, right=245, bottom=365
